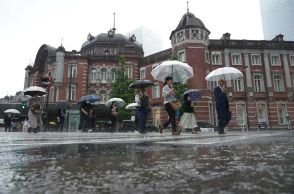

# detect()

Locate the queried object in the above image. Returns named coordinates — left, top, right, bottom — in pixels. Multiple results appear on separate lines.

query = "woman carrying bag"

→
left=159, top=76, right=180, bottom=135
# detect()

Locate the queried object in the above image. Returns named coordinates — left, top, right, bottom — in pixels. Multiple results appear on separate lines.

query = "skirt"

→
left=178, top=113, right=198, bottom=129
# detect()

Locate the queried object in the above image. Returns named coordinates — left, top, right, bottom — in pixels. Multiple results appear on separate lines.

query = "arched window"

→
left=101, top=68, right=107, bottom=81
left=111, top=68, right=116, bottom=81
left=90, top=69, right=97, bottom=83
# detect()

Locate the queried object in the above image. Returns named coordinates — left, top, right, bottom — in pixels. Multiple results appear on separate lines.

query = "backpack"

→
left=140, top=95, right=149, bottom=109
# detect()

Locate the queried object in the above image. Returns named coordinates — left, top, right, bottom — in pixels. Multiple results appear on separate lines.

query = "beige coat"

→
left=28, top=97, right=43, bottom=129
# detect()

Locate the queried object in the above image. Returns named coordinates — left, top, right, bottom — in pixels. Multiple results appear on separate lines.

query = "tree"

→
left=110, top=56, right=135, bottom=120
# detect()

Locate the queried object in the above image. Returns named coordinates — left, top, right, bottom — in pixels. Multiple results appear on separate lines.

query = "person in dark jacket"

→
left=110, top=101, right=118, bottom=132
left=214, top=79, right=230, bottom=134
left=4, top=113, right=12, bottom=132
left=178, top=94, right=199, bottom=134
left=57, top=108, right=66, bottom=132
left=135, top=87, right=150, bottom=134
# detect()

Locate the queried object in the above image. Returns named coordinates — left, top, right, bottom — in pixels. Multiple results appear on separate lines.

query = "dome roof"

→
left=81, top=32, right=142, bottom=51
left=56, top=45, right=65, bottom=52
left=170, top=12, right=210, bottom=39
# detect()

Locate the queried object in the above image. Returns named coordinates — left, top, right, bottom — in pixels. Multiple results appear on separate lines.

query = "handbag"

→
left=170, top=101, right=182, bottom=111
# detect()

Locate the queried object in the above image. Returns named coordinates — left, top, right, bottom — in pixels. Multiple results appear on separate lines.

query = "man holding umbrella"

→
left=135, top=87, right=150, bottom=134
left=214, top=79, right=231, bottom=134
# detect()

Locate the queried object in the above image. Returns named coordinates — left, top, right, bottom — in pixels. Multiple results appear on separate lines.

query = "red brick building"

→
left=25, top=11, right=294, bottom=129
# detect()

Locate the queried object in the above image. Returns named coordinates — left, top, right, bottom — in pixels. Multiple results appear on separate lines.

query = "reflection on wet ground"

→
left=0, top=133, right=293, bottom=194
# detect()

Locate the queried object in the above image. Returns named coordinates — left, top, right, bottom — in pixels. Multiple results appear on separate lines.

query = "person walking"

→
left=214, top=79, right=231, bottom=134
left=79, top=102, right=92, bottom=132
left=4, top=113, right=12, bottom=132
left=57, top=108, right=66, bottom=132
left=159, top=76, right=180, bottom=135
left=28, top=94, right=44, bottom=133
left=135, top=87, right=150, bottom=134
left=178, top=94, right=199, bottom=134
left=110, top=101, right=118, bottom=132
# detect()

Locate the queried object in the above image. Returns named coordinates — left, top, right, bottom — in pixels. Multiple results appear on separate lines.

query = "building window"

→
left=257, top=103, right=267, bottom=123
left=67, top=85, right=76, bottom=101
left=211, top=52, right=222, bottom=65
left=101, top=68, right=107, bottom=82
left=140, top=67, right=146, bottom=79
left=253, top=73, right=265, bottom=92
left=90, top=69, right=97, bottom=83
left=208, top=81, right=218, bottom=91
left=236, top=103, right=247, bottom=126
left=178, top=50, right=186, bottom=62
left=68, top=64, right=77, bottom=78
left=273, top=73, right=284, bottom=92
left=190, top=29, right=200, bottom=39
left=231, top=54, right=241, bottom=65
left=176, top=31, right=184, bottom=42
left=271, top=55, right=281, bottom=66
left=290, top=55, right=294, bottom=66
left=251, top=54, right=261, bottom=65
left=277, top=103, right=287, bottom=125
left=234, top=77, right=244, bottom=92
left=111, top=68, right=116, bottom=81
left=124, top=65, right=132, bottom=79
left=205, top=51, right=210, bottom=63
left=152, top=82, right=160, bottom=98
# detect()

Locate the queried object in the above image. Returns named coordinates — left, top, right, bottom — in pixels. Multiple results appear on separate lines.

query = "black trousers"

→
left=163, top=103, right=177, bottom=131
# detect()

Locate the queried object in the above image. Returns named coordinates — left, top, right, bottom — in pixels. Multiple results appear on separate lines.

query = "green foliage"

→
left=169, top=54, right=178, bottom=60
left=173, top=82, right=188, bottom=100
left=173, top=82, right=188, bottom=115
left=110, top=56, right=135, bottom=120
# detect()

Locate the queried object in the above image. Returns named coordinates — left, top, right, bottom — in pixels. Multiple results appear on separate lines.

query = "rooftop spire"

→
left=112, top=12, right=116, bottom=33
left=186, top=1, right=189, bottom=13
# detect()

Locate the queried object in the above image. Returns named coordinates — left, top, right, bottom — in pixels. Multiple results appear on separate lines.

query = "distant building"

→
left=260, top=0, right=294, bottom=40
left=26, top=10, right=294, bottom=130
left=127, top=26, right=162, bottom=56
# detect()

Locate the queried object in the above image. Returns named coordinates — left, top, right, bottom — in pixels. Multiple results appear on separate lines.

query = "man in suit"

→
left=214, top=79, right=230, bottom=134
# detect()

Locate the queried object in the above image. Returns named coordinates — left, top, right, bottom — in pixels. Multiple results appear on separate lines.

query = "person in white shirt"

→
left=159, top=76, right=180, bottom=135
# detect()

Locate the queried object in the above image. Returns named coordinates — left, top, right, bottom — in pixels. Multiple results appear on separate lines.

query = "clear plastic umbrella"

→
left=105, top=98, right=125, bottom=107
left=126, top=103, right=139, bottom=110
left=205, top=67, right=243, bottom=81
left=151, top=60, right=194, bottom=82
left=4, top=109, right=21, bottom=114
left=23, top=86, right=47, bottom=97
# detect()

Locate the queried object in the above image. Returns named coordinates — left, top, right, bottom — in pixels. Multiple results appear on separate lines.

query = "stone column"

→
left=263, top=53, right=272, bottom=88
left=283, top=54, right=292, bottom=88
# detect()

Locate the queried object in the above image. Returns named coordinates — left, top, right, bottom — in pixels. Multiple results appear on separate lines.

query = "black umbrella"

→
left=129, top=79, right=154, bottom=89
left=56, top=100, right=72, bottom=109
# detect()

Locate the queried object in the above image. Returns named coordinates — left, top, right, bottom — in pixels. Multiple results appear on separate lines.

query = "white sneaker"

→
left=88, top=129, right=93, bottom=133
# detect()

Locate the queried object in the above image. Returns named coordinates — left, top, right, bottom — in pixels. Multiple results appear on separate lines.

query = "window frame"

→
left=270, top=54, right=281, bottom=66
left=68, top=63, right=77, bottom=78
left=234, top=77, right=244, bottom=92
left=211, top=52, right=222, bottom=65
left=272, top=73, right=284, bottom=92
left=231, top=53, right=242, bottom=66
left=253, top=72, right=265, bottom=92
left=152, top=82, right=160, bottom=99
left=140, top=67, right=146, bottom=79
left=251, top=54, right=262, bottom=66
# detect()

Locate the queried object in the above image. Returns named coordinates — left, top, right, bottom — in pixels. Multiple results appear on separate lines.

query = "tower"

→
left=169, top=9, right=210, bottom=90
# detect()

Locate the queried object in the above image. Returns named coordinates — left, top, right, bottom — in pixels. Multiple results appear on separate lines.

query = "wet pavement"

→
left=0, top=130, right=293, bottom=194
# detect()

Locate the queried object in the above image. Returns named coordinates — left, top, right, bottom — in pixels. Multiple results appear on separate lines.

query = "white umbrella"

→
left=126, top=103, right=139, bottom=110
left=23, top=86, right=47, bottom=97
left=105, top=98, right=125, bottom=107
left=205, top=67, right=243, bottom=81
left=151, top=60, right=194, bottom=82
left=4, top=109, right=21, bottom=114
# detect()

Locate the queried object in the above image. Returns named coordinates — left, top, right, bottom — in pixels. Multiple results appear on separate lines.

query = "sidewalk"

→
left=0, top=129, right=292, bottom=147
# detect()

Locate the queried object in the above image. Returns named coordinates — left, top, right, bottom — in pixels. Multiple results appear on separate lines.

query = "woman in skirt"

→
left=178, top=94, right=199, bottom=134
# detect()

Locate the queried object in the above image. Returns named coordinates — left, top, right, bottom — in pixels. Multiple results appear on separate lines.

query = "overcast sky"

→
left=0, top=0, right=263, bottom=98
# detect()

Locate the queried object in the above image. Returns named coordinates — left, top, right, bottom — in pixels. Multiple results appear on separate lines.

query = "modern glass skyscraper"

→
left=260, top=0, right=294, bottom=40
